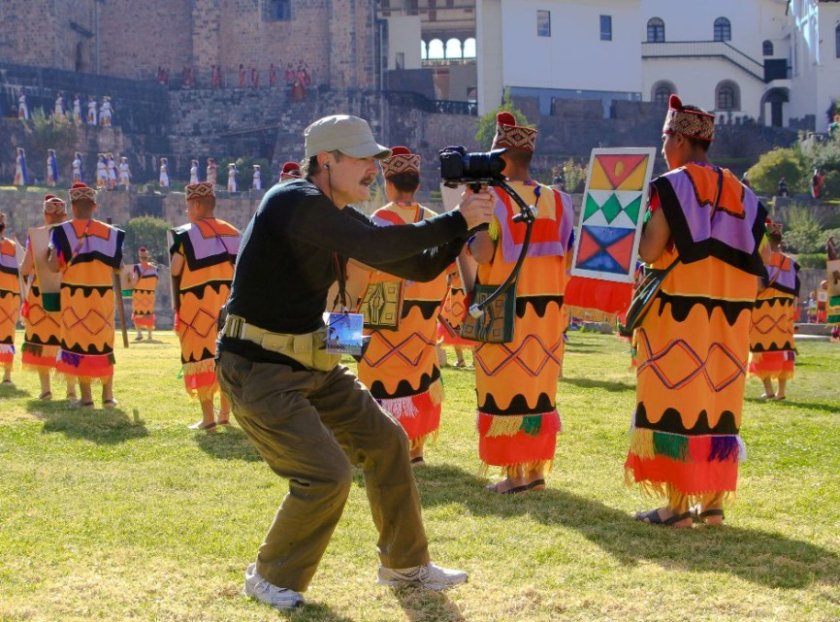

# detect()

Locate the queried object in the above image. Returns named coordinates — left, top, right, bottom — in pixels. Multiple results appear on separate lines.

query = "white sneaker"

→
left=243, top=563, right=304, bottom=610
left=377, top=562, right=468, bottom=591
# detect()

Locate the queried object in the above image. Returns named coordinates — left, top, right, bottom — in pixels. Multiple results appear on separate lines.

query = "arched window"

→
left=651, top=81, right=676, bottom=105
left=763, top=40, right=774, bottom=56
left=836, top=24, right=840, bottom=58
left=420, top=40, right=428, bottom=60
left=445, top=38, right=462, bottom=59
left=647, top=18, right=665, bottom=43
left=714, top=17, right=731, bottom=42
left=428, top=39, right=444, bottom=60
left=463, top=37, right=476, bottom=58
left=716, top=80, right=740, bottom=111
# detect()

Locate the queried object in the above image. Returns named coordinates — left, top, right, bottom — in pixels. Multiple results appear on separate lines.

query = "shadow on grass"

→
left=29, top=402, right=149, bottom=444
left=0, top=383, right=30, bottom=398
left=275, top=602, right=355, bottom=622
left=562, top=376, right=635, bottom=393
left=194, top=426, right=262, bottom=462
left=391, top=586, right=466, bottom=622
left=415, top=464, right=840, bottom=590
left=744, top=397, right=840, bottom=414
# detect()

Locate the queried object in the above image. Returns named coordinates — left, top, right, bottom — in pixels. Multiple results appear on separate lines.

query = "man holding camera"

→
left=216, top=114, right=495, bottom=610
left=468, top=112, right=575, bottom=494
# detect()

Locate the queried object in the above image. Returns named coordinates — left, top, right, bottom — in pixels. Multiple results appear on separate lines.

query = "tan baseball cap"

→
left=304, top=114, right=391, bottom=160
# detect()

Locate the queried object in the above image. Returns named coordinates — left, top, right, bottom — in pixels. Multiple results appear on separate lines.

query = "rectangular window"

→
left=600, top=15, right=612, bottom=41
left=537, top=10, right=551, bottom=37
left=265, top=0, right=292, bottom=21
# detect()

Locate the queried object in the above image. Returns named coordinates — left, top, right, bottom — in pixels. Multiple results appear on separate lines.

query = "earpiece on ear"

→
left=324, top=163, right=330, bottom=169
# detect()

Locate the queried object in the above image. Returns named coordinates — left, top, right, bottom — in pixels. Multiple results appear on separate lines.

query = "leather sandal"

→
left=699, top=508, right=725, bottom=525
left=635, top=509, right=693, bottom=527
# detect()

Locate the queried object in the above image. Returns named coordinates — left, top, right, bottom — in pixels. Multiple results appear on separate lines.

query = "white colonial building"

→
left=469, top=0, right=840, bottom=130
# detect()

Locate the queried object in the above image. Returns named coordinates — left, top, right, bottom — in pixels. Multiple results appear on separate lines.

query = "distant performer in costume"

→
left=227, top=163, right=238, bottom=192
left=48, top=183, right=125, bottom=408
left=20, top=195, right=74, bottom=400
left=353, top=146, right=449, bottom=464
left=748, top=221, right=799, bottom=401
left=159, top=157, right=170, bottom=188
left=99, top=97, right=113, bottom=127
left=18, top=93, right=29, bottom=120
left=626, top=96, right=766, bottom=527
left=106, top=153, right=117, bottom=190
left=437, top=264, right=471, bottom=367
left=72, top=95, right=82, bottom=125
left=130, top=247, right=159, bottom=342
left=118, top=156, right=131, bottom=190
left=279, top=160, right=301, bottom=183
left=14, top=147, right=29, bottom=186
left=72, top=152, right=83, bottom=183
left=468, top=113, right=574, bottom=494
left=170, top=182, right=240, bottom=430
left=206, top=158, right=218, bottom=187
left=87, top=96, right=98, bottom=125
left=54, top=93, right=65, bottom=120
left=0, top=213, right=21, bottom=385
left=95, top=154, right=108, bottom=190
left=190, top=159, right=200, bottom=185
left=252, top=164, right=261, bottom=190
left=46, top=149, right=59, bottom=187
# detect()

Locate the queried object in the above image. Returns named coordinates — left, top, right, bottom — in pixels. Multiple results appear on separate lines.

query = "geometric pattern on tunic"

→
left=637, top=329, right=746, bottom=392
left=61, top=307, right=110, bottom=335
left=25, top=303, right=61, bottom=330
left=474, top=335, right=563, bottom=378
left=180, top=307, right=219, bottom=340
left=362, top=331, right=436, bottom=368
left=751, top=312, right=793, bottom=337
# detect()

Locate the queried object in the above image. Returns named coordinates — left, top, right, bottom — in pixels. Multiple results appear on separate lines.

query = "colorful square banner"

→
left=570, top=148, right=657, bottom=283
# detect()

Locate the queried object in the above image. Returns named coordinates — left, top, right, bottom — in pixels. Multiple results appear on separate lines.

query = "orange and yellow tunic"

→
left=473, top=182, right=574, bottom=472
left=21, top=231, right=62, bottom=372
left=51, top=219, right=124, bottom=381
left=625, top=163, right=766, bottom=500
left=437, top=264, right=472, bottom=346
left=171, top=218, right=239, bottom=400
left=0, top=238, right=21, bottom=371
left=131, top=262, right=159, bottom=330
left=748, top=251, right=799, bottom=380
left=357, top=203, right=449, bottom=446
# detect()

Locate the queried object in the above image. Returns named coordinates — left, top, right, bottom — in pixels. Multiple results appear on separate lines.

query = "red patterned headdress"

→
left=280, top=161, right=301, bottom=180
left=491, top=111, right=537, bottom=152
left=381, top=146, right=421, bottom=178
left=766, top=220, right=783, bottom=237
left=43, top=193, right=67, bottom=214
left=69, top=182, right=96, bottom=203
left=186, top=181, right=215, bottom=200
left=663, top=94, right=715, bottom=143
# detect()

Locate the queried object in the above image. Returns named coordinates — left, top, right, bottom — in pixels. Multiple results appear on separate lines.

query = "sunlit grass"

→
left=0, top=330, right=838, bottom=621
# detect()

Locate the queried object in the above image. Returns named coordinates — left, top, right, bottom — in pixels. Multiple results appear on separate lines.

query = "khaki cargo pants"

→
left=217, top=350, right=431, bottom=592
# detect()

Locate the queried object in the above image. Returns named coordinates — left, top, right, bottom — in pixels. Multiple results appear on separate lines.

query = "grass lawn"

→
left=1, top=330, right=838, bottom=622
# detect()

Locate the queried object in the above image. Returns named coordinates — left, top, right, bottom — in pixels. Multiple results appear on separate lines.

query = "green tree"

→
left=746, top=147, right=807, bottom=195
left=783, top=204, right=824, bottom=254
left=123, top=216, right=171, bottom=266
left=474, top=92, right=531, bottom=150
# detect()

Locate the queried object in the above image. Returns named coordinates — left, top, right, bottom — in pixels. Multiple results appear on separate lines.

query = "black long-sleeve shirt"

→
left=220, top=179, right=468, bottom=363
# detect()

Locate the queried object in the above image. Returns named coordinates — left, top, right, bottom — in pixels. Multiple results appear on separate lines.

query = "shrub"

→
left=783, top=204, right=824, bottom=254
left=747, top=147, right=807, bottom=195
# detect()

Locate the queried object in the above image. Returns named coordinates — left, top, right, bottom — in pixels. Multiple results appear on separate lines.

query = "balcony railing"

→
left=642, top=40, right=766, bottom=81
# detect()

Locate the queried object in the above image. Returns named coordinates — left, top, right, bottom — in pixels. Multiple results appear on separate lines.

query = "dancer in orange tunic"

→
left=170, top=182, right=240, bottom=430
left=19, top=195, right=75, bottom=400
left=625, top=96, right=766, bottom=527
left=48, top=183, right=125, bottom=408
left=129, top=247, right=159, bottom=341
left=0, top=213, right=21, bottom=385
left=354, top=147, right=449, bottom=464
left=468, top=113, right=574, bottom=493
left=748, top=222, right=799, bottom=400
left=437, top=265, right=471, bottom=367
